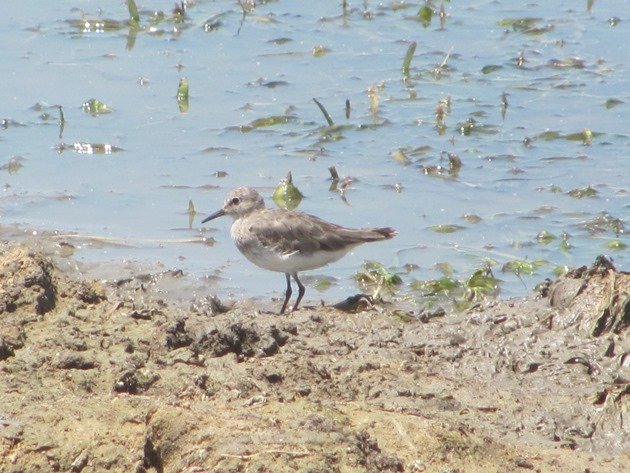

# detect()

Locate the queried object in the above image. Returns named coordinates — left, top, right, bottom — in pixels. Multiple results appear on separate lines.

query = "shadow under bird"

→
left=202, top=187, right=397, bottom=314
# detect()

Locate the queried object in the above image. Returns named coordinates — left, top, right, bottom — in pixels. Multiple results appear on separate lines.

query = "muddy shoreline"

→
left=0, top=240, right=628, bottom=472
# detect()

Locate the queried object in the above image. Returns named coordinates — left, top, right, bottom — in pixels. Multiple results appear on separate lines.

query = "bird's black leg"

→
left=280, top=273, right=292, bottom=314
left=291, top=272, right=306, bottom=312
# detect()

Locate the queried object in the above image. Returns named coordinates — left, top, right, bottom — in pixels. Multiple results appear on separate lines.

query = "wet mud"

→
left=0, top=242, right=628, bottom=472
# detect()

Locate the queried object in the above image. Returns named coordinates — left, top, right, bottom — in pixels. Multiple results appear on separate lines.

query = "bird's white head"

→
left=202, top=187, right=266, bottom=223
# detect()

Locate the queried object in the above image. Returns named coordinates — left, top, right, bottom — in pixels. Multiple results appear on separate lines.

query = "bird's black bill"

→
left=201, top=209, right=225, bottom=223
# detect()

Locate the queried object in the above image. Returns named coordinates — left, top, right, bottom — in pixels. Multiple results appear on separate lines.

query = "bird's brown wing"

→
left=247, top=209, right=394, bottom=256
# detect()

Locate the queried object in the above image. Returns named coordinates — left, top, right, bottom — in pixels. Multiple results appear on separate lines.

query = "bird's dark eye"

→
left=231, top=197, right=240, bottom=205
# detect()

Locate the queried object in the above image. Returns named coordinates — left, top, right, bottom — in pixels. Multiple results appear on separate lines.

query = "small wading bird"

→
left=202, top=187, right=397, bottom=314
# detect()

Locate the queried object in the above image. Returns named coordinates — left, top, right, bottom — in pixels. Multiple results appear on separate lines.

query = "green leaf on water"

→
left=564, top=128, right=595, bottom=145
left=465, top=268, right=500, bottom=296
left=410, top=277, right=460, bottom=295
left=567, top=186, right=598, bottom=199
left=502, top=260, right=539, bottom=276
left=240, top=115, right=293, bottom=132
left=497, top=17, right=540, bottom=31
left=272, top=172, right=303, bottom=210
left=605, top=240, right=627, bottom=251
left=355, top=261, right=402, bottom=299
left=604, top=98, right=624, bottom=109
left=536, top=230, right=556, bottom=245
left=548, top=57, right=585, bottom=69
left=535, top=130, right=561, bottom=141
left=82, top=99, right=112, bottom=116
left=428, top=224, right=466, bottom=234
left=417, top=5, right=433, bottom=27
left=313, top=278, right=332, bottom=292
left=559, top=233, right=572, bottom=253
left=390, top=149, right=411, bottom=165
left=481, top=65, right=503, bottom=74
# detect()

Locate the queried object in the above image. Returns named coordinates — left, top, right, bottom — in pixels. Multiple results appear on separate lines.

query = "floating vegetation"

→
left=411, top=277, right=461, bottom=294
left=355, top=261, right=403, bottom=300
left=82, top=99, right=112, bottom=116
left=391, top=149, right=411, bottom=165
left=67, top=0, right=194, bottom=45
left=428, top=224, right=466, bottom=234
left=462, top=214, right=482, bottom=224
left=566, top=128, right=593, bottom=145
left=248, top=78, right=289, bottom=88
left=203, top=13, right=225, bottom=32
left=177, top=77, right=189, bottom=113
left=67, top=18, right=128, bottom=33
left=267, top=37, right=292, bottom=45
left=239, top=115, right=294, bottom=132
left=422, top=152, right=462, bottom=178
left=311, top=45, right=330, bottom=57
left=567, top=186, right=598, bottom=199
left=502, top=259, right=546, bottom=276
left=604, top=98, right=624, bottom=109
left=579, top=213, right=625, bottom=236
left=417, top=4, right=434, bottom=28
left=457, top=117, right=498, bottom=136
left=466, top=268, right=500, bottom=297
left=56, top=143, right=123, bottom=155
left=605, top=240, right=627, bottom=251
left=548, top=57, right=586, bottom=69
left=497, top=17, right=552, bottom=35
left=481, top=65, right=503, bottom=74
left=272, top=172, right=303, bottom=210
left=536, top=230, right=556, bottom=245
left=1, top=156, right=25, bottom=174
left=410, top=265, right=500, bottom=314
left=527, top=129, right=602, bottom=144
left=559, top=232, right=572, bottom=253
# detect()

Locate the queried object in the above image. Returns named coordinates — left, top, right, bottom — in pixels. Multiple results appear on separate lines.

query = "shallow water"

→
left=1, top=1, right=628, bottom=306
